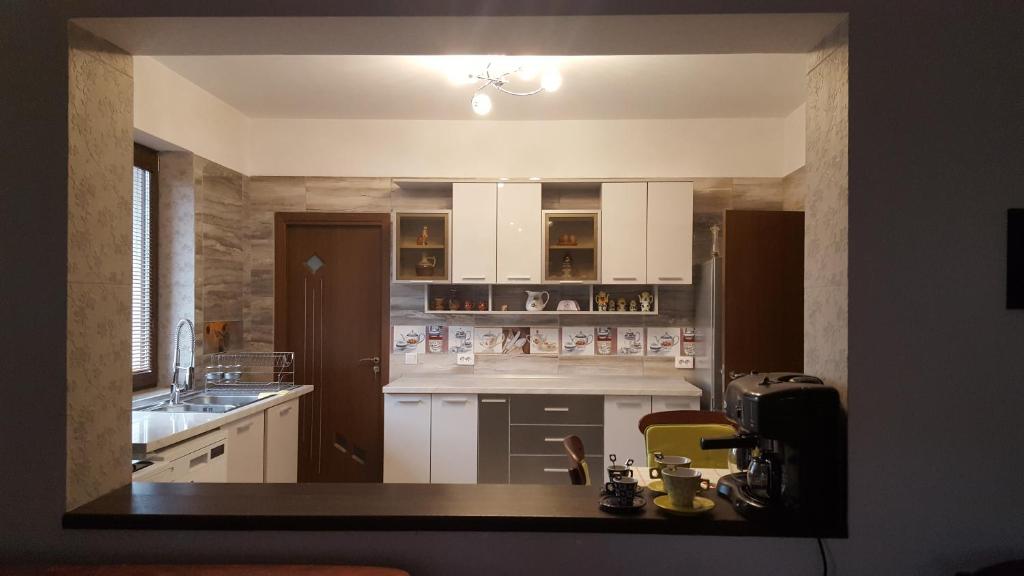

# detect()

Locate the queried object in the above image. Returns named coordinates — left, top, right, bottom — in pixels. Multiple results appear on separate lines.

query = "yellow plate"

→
left=647, top=479, right=665, bottom=494
left=653, top=494, right=716, bottom=516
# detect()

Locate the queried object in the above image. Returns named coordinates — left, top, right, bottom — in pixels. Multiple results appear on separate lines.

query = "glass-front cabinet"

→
left=542, top=210, right=600, bottom=283
left=394, top=211, right=450, bottom=282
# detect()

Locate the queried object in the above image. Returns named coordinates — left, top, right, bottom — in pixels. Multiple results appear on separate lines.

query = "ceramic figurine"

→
left=463, top=299, right=474, bottom=311
left=416, top=225, right=430, bottom=245
left=595, top=291, right=610, bottom=312
left=638, top=291, right=654, bottom=312
left=616, top=297, right=627, bottom=312
left=629, top=300, right=638, bottom=312
left=433, top=297, right=446, bottom=311
left=477, top=300, right=487, bottom=312
left=500, top=304, right=509, bottom=312
left=561, top=253, right=574, bottom=279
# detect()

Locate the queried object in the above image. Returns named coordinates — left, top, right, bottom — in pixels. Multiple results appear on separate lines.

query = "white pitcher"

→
left=524, top=290, right=550, bottom=312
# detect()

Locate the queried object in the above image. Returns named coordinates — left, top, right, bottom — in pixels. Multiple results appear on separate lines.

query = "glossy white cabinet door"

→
left=452, top=182, right=497, bottom=283
left=430, top=394, right=479, bottom=484
left=225, top=411, right=265, bottom=482
left=652, top=395, right=700, bottom=413
left=383, top=394, right=432, bottom=483
left=603, top=395, right=652, bottom=466
left=497, top=182, right=542, bottom=284
left=264, top=398, right=299, bottom=483
left=647, top=181, right=694, bottom=284
left=601, top=183, right=647, bottom=283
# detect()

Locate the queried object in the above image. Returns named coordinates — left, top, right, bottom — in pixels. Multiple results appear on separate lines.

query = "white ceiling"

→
left=154, top=54, right=807, bottom=120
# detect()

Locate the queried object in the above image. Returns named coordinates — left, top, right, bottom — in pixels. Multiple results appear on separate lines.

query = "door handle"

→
left=359, top=356, right=381, bottom=365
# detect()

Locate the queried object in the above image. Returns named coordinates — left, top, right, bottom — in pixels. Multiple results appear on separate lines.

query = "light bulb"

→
left=471, top=92, right=492, bottom=115
left=541, top=69, right=562, bottom=92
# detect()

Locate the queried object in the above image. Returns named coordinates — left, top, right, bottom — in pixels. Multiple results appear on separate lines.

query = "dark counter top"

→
left=64, top=482, right=845, bottom=538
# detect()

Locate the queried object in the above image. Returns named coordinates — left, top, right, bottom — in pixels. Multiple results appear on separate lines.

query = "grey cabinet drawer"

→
left=510, top=455, right=604, bottom=485
left=509, top=424, right=603, bottom=456
left=510, top=395, right=603, bottom=425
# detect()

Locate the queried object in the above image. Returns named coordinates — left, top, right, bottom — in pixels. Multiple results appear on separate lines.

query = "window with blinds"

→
left=132, top=144, right=158, bottom=390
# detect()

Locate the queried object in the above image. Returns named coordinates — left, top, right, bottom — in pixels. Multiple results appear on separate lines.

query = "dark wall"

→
left=2, top=2, right=1022, bottom=574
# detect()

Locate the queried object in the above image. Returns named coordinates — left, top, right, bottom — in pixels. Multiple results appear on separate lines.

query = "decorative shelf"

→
left=423, top=284, right=658, bottom=315
left=395, top=211, right=451, bottom=282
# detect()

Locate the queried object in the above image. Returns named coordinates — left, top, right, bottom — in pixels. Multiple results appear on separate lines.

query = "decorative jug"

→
left=415, top=253, right=437, bottom=277
left=524, top=290, right=550, bottom=312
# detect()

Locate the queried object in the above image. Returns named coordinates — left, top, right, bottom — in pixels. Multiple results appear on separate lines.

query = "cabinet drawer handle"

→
left=612, top=277, right=637, bottom=281
left=279, top=406, right=293, bottom=416
left=461, top=276, right=486, bottom=280
left=543, top=437, right=566, bottom=443
left=506, top=275, right=531, bottom=281
left=397, top=399, right=422, bottom=404
left=543, top=407, right=570, bottom=412
left=441, top=398, right=468, bottom=404
left=558, top=280, right=583, bottom=284
left=481, top=398, right=507, bottom=404
left=658, top=276, right=684, bottom=281
left=236, top=422, right=253, bottom=433
left=543, top=468, right=569, bottom=473
left=615, top=401, right=643, bottom=407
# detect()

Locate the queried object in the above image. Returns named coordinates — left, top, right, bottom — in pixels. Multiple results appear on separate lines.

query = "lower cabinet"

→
left=477, top=395, right=510, bottom=483
left=265, top=398, right=300, bottom=483
left=603, top=395, right=652, bottom=467
left=430, top=395, right=478, bottom=484
left=652, top=395, right=700, bottom=413
left=383, top=394, right=431, bottom=483
left=225, top=411, right=265, bottom=482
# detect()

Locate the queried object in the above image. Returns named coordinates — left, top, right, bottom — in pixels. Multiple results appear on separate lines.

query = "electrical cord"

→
left=817, top=537, right=829, bottom=576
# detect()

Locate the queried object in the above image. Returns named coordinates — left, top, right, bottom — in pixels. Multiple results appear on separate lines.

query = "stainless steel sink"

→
left=186, top=394, right=262, bottom=406
left=149, top=403, right=236, bottom=414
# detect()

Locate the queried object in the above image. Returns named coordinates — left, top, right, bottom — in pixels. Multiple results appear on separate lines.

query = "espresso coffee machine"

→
left=700, top=373, right=846, bottom=529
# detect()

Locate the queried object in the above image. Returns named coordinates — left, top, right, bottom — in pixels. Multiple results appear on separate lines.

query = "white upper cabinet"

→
left=646, top=182, right=694, bottom=284
left=496, top=182, right=542, bottom=284
left=452, top=182, right=497, bottom=284
left=601, top=182, right=648, bottom=284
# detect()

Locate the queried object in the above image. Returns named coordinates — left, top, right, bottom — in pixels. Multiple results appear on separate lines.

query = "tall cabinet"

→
left=647, top=181, right=694, bottom=284
left=496, top=182, right=542, bottom=284
left=452, top=182, right=497, bottom=284
left=601, top=182, right=648, bottom=284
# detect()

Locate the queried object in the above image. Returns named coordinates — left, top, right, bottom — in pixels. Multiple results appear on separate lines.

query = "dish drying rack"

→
left=204, top=351, right=294, bottom=391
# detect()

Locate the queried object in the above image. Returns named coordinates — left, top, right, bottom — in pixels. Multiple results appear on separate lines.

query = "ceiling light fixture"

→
left=465, top=61, right=562, bottom=116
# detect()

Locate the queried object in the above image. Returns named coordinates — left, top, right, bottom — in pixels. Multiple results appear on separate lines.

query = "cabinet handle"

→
left=612, top=277, right=637, bottom=281
left=461, top=276, right=486, bottom=280
left=658, top=276, right=684, bottom=281
left=543, top=468, right=569, bottom=473
left=189, top=454, right=208, bottom=469
left=481, top=398, right=506, bottom=404
left=543, top=437, right=566, bottom=443
left=615, top=401, right=643, bottom=407
left=506, top=275, right=531, bottom=281
left=441, top=398, right=468, bottom=404
left=543, top=407, right=569, bottom=412
left=279, top=406, right=293, bottom=417
left=558, top=280, right=583, bottom=284
left=397, top=399, right=422, bottom=404
left=236, top=422, right=252, bottom=433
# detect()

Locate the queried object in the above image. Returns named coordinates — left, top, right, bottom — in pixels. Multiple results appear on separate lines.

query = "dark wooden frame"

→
left=273, top=212, right=392, bottom=477
left=131, top=143, right=159, bottom=391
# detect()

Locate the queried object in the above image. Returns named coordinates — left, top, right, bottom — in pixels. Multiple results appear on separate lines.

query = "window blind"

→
left=131, top=165, right=153, bottom=374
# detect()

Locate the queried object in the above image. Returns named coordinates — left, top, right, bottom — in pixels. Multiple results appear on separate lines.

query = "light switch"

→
left=404, top=352, right=418, bottom=365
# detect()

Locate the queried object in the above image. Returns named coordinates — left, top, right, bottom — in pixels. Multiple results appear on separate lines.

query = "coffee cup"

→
left=649, top=453, right=692, bottom=479
left=662, top=467, right=704, bottom=509
left=604, top=475, right=639, bottom=506
left=606, top=464, right=633, bottom=483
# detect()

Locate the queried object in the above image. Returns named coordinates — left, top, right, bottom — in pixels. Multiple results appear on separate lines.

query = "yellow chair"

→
left=639, top=411, right=736, bottom=469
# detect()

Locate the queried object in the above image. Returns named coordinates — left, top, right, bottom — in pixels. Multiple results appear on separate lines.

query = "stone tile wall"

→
left=66, top=25, right=133, bottom=509
left=804, top=19, right=849, bottom=403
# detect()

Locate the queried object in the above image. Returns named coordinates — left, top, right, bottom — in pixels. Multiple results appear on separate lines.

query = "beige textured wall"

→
left=156, top=152, right=196, bottom=387
left=66, top=25, right=133, bottom=509
left=804, top=20, right=849, bottom=402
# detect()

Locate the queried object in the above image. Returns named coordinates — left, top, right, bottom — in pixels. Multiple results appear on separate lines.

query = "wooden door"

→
left=275, top=213, right=389, bottom=483
left=723, top=210, right=804, bottom=382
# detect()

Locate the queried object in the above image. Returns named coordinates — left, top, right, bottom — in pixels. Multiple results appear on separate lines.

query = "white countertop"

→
left=131, top=385, right=313, bottom=455
left=382, top=375, right=702, bottom=397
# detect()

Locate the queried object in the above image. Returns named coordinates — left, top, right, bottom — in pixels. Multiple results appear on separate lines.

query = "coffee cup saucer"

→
left=653, top=494, right=715, bottom=516
left=599, top=495, right=646, bottom=513
left=647, top=479, right=665, bottom=494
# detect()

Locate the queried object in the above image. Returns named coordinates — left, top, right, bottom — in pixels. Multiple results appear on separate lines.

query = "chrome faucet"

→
left=170, top=318, right=196, bottom=405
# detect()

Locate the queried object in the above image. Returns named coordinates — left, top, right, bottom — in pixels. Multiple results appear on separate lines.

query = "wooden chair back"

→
left=562, top=435, right=589, bottom=485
